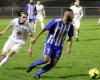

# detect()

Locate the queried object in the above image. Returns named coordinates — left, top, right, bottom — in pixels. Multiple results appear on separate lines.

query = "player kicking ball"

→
left=0, top=11, right=34, bottom=67
left=26, top=9, right=74, bottom=79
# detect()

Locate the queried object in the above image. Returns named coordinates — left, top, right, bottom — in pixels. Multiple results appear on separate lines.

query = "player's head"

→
left=29, top=0, right=33, bottom=4
left=18, top=11, right=28, bottom=23
left=37, top=0, right=40, bottom=5
left=75, top=0, right=80, bottom=6
left=63, top=9, right=74, bottom=23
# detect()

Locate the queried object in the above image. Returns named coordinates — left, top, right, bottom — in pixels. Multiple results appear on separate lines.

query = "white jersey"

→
left=35, top=4, right=44, bottom=16
left=70, top=5, right=83, bottom=21
left=10, top=18, right=33, bottom=41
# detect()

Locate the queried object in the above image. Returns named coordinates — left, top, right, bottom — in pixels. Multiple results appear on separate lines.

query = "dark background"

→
left=0, top=0, right=100, bottom=7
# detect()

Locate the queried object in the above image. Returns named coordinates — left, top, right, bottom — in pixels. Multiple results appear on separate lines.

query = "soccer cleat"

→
left=26, top=65, right=35, bottom=73
left=34, top=74, right=40, bottom=80
left=76, top=37, right=79, bottom=41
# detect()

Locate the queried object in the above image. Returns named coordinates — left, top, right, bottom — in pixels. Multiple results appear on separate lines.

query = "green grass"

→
left=0, top=18, right=100, bottom=80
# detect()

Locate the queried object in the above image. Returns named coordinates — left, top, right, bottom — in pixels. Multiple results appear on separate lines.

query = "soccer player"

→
left=0, top=11, right=34, bottom=66
left=26, top=9, right=74, bottom=79
left=34, top=0, right=46, bottom=30
left=70, top=0, right=83, bottom=41
left=24, top=0, right=37, bottom=30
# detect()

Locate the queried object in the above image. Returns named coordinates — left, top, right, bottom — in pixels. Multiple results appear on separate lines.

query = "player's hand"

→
left=0, top=32, right=4, bottom=36
left=31, top=37, right=36, bottom=44
left=28, top=47, right=32, bottom=57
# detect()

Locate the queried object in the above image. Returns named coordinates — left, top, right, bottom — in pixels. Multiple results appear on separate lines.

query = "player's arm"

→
left=32, top=18, right=56, bottom=43
left=67, top=37, right=72, bottom=54
left=32, top=28, right=46, bottom=43
left=24, top=4, right=28, bottom=12
left=42, top=5, right=46, bottom=18
left=67, top=24, right=74, bottom=54
left=0, top=24, right=12, bottom=36
left=80, top=7, right=83, bottom=20
left=28, top=34, right=34, bottom=57
left=27, top=23, right=35, bottom=56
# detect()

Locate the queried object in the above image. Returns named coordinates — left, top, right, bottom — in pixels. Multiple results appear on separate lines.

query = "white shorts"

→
left=2, top=37, right=25, bottom=53
left=36, top=15, right=44, bottom=22
left=73, top=20, right=80, bottom=30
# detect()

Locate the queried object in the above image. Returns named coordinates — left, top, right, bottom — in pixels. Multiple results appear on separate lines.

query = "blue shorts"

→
left=43, top=43, right=63, bottom=59
left=29, top=18, right=36, bottom=23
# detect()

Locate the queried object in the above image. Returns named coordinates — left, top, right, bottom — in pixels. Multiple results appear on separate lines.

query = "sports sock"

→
left=36, top=63, right=55, bottom=76
left=31, top=58, right=45, bottom=67
left=0, top=55, right=9, bottom=66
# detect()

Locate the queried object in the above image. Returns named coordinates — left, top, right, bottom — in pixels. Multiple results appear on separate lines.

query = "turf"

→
left=0, top=18, right=100, bottom=80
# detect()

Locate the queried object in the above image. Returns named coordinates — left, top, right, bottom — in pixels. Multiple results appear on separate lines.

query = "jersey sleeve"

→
left=24, top=4, right=28, bottom=12
left=68, top=23, right=74, bottom=37
left=10, top=19, right=14, bottom=26
left=45, top=18, right=56, bottom=31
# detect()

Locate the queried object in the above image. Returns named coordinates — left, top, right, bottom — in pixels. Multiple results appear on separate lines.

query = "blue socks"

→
left=36, top=63, right=55, bottom=76
left=31, top=58, right=45, bottom=67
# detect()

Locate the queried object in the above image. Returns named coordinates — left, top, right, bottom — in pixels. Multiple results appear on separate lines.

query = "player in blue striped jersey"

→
left=26, top=9, right=74, bottom=79
left=24, top=0, right=37, bottom=30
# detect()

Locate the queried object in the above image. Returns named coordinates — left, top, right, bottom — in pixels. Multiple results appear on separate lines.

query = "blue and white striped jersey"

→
left=45, top=18, right=74, bottom=47
left=24, top=3, right=37, bottom=20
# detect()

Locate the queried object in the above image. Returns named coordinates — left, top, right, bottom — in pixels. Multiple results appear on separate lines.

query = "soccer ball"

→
left=89, top=68, right=99, bottom=79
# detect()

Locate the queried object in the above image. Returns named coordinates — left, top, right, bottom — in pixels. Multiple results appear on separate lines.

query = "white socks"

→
left=41, top=22, right=44, bottom=29
left=0, top=55, right=9, bottom=66
left=76, top=31, right=78, bottom=38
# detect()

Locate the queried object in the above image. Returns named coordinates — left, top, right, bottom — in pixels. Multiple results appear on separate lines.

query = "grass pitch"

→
left=0, top=18, right=100, bottom=80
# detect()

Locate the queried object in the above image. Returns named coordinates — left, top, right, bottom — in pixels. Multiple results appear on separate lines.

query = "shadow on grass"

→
left=5, top=65, right=73, bottom=71
left=81, top=38, right=100, bottom=42
left=42, top=73, right=88, bottom=79
left=83, top=25, right=100, bottom=31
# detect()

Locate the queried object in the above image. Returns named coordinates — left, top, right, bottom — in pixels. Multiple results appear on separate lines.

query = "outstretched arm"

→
left=28, top=28, right=46, bottom=56
left=0, top=24, right=12, bottom=36
left=32, top=28, right=46, bottom=43
left=28, top=35, right=34, bottom=57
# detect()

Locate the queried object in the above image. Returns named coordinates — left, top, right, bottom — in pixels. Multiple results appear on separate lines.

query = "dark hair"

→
left=66, top=8, right=73, bottom=12
left=65, top=9, right=73, bottom=22
left=17, top=11, right=28, bottom=17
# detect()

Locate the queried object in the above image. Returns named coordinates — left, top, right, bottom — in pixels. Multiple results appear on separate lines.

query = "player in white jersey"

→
left=70, top=0, right=83, bottom=41
left=34, top=0, right=45, bottom=30
left=0, top=11, right=34, bottom=67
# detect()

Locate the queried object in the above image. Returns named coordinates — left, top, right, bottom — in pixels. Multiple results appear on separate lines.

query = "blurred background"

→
left=0, top=0, right=100, bottom=18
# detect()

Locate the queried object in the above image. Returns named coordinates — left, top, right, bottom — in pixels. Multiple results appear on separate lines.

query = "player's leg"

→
left=39, top=16, right=44, bottom=29
left=33, top=21, right=37, bottom=32
left=75, top=20, right=80, bottom=41
left=0, top=38, right=13, bottom=60
left=34, top=47, right=62, bottom=79
left=0, top=42, right=23, bottom=66
left=98, top=18, right=100, bottom=24
left=33, top=16, right=38, bottom=31
left=26, top=44, right=52, bottom=73
left=34, top=55, right=58, bottom=79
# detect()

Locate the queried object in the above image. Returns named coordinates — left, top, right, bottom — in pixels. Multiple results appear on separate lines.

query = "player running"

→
left=70, top=0, right=83, bottom=41
left=34, top=0, right=46, bottom=30
left=0, top=11, right=34, bottom=67
left=26, top=9, right=74, bottom=79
